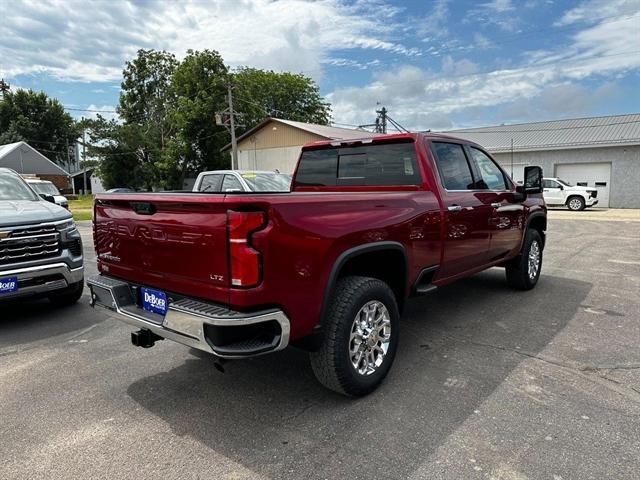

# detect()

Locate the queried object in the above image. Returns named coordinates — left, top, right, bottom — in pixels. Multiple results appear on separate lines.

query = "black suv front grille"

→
left=0, top=225, right=61, bottom=265
left=590, top=190, right=598, bottom=199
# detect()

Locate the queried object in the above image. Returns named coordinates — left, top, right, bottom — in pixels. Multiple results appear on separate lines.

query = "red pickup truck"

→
left=88, top=132, right=546, bottom=396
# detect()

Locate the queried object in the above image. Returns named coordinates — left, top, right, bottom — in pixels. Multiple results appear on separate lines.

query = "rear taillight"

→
left=227, top=210, right=266, bottom=288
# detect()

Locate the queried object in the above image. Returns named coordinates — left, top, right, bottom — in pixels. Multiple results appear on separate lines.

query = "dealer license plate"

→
left=140, top=287, right=168, bottom=316
left=0, top=276, right=18, bottom=295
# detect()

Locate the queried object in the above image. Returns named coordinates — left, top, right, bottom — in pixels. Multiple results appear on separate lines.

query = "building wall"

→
left=236, top=121, right=323, bottom=151
left=492, top=145, right=640, bottom=208
left=238, top=145, right=304, bottom=173
left=234, top=121, right=324, bottom=173
left=34, top=174, right=70, bottom=191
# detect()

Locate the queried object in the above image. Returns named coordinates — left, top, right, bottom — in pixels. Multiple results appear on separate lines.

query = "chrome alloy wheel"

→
left=568, top=198, right=582, bottom=210
left=528, top=240, right=541, bottom=280
left=349, top=300, right=392, bottom=376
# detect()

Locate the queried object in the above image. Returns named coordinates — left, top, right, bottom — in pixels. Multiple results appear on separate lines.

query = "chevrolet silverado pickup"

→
left=0, top=168, right=84, bottom=305
left=88, top=133, right=546, bottom=396
left=542, top=177, right=598, bottom=211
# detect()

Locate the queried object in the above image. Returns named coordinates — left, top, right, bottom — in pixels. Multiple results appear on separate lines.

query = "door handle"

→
left=447, top=205, right=463, bottom=212
left=491, top=202, right=502, bottom=208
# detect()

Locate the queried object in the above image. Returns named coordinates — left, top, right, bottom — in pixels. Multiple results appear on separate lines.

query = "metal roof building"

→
left=0, top=141, right=71, bottom=190
left=445, top=114, right=640, bottom=208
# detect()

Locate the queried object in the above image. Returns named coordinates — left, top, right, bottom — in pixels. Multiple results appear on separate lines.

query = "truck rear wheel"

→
left=505, top=230, right=543, bottom=290
left=310, top=276, right=400, bottom=396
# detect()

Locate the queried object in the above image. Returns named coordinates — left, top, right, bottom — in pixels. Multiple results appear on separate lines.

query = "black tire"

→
left=567, top=195, right=585, bottom=211
left=310, top=276, right=400, bottom=397
left=505, top=230, right=543, bottom=290
left=49, top=278, right=84, bottom=307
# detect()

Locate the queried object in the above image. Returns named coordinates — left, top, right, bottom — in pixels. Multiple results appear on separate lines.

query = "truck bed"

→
left=93, top=190, right=442, bottom=340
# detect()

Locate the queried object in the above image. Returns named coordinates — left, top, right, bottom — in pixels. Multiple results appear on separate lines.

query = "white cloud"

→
left=555, top=0, right=638, bottom=26
left=480, top=0, right=515, bottom=13
left=77, top=105, right=119, bottom=122
left=0, top=0, right=418, bottom=82
left=328, top=7, right=640, bottom=130
left=419, top=0, right=450, bottom=39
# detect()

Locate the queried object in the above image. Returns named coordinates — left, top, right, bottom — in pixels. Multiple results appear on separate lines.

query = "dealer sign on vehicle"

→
left=141, top=287, right=168, bottom=316
left=0, top=277, right=18, bottom=294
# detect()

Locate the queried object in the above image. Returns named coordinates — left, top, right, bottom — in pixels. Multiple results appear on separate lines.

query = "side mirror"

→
left=523, top=166, right=543, bottom=194
left=558, top=184, right=564, bottom=190
left=39, top=193, right=56, bottom=204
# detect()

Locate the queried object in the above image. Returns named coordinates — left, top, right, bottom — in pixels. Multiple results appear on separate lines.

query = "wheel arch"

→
left=526, top=212, right=547, bottom=249
left=320, top=241, right=408, bottom=323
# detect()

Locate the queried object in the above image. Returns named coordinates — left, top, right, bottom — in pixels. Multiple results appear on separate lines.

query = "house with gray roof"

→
left=445, top=113, right=640, bottom=208
left=0, top=141, right=71, bottom=191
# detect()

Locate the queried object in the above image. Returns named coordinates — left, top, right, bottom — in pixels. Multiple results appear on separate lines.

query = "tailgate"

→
left=94, top=194, right=229, bottom=304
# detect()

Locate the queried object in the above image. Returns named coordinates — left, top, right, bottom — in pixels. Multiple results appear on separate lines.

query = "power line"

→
left=64, top=106, right=118, bottom=113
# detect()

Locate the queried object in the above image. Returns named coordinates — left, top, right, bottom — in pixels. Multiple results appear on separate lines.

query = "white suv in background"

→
left=25, top=179, right=69, bottom=209
left=542, top=177, right=599, bottom=211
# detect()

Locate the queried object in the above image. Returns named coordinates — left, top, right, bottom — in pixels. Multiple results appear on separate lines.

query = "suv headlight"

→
left=56, top=219, right=76, bottom=232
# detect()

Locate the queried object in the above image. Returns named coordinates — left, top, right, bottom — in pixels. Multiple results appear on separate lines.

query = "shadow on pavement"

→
left=0, top=294, right=105, bottom=349
left=127, top=268, right=591, bottom=479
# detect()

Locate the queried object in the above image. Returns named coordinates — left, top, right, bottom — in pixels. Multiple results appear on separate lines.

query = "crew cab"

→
left=542, top=177, right=598, bottom=211
left=0, top=168, right=84, bottom=305
left=87, top=133, right=546, bottom=396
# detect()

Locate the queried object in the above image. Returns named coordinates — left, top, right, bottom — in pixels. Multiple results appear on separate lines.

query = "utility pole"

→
left=0, top=78, right=9, bottom=98
left=228, top=85, right=238, bottom=170
left=510, top=138, right=514, bottom=178
left=66, top=138, right=74, bottom=195
left=82, top=126, right=88, bottom=194
left=376, top=106, right=387, bottom=134
left=215, top=84, right=244, bottom=170
left=0, top=80, right=8, bottom=134
left=359, top=106, right=408, bottom=134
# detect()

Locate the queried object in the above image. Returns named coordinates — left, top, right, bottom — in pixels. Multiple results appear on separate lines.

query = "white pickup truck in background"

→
left=542, top=177, right=599, bottom=211
left=192, top=170, right=292, bottom=193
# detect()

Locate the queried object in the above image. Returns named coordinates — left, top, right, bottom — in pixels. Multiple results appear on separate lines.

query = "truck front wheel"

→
left=567, top=196, right=585, bottom=211
left=505, top=230, right=543, bottom=290
left=310, top=276, right=400, bottom=396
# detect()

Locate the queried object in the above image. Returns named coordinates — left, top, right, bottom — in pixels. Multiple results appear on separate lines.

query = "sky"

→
left=1, top=0, right=639, bottom=131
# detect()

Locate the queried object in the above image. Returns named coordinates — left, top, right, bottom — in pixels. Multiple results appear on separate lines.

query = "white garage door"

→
left=556, top=163, right=611, bottom=208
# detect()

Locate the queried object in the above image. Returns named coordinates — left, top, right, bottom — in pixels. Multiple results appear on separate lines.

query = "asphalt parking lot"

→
left=1, top=215, right=639, bottom=480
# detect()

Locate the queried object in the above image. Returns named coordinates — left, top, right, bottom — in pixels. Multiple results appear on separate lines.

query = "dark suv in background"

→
left=0, top=167, right=84, bottom=305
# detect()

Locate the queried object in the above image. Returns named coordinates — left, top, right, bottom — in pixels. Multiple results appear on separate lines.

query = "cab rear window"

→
left=295, top=142, right=421, bottom=187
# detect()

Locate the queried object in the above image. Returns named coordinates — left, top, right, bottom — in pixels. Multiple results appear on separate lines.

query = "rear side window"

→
left=199, top=174, right=222, bottom=192
left=295, top=149, right=337, bottom=186
left=295, top=142, right=421, bottom=187
left=222, top=174, right=243, bottom=191
left=431, top=142, right=474, bottom=190
left=468, top=147, right=507, bottom=190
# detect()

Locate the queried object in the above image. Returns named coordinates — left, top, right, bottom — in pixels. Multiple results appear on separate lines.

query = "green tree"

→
left=232, top=67, right=331, bottom=132
left=107, top=49, right=179, bottom=189
left=0, top=89, right=79, bottom=165
left=86, top=116, right=158, bottom=191
left=88, top=50, right=333, bottom=191
left=169, top=49, right=230, bottom=181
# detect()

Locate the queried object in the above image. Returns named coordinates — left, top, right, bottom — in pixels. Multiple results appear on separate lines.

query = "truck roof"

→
left=301, top=131, right=488, bottom=151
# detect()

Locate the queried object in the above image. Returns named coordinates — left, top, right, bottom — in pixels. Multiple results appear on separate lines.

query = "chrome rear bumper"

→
left=86, top=274, right=290, bottom=359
